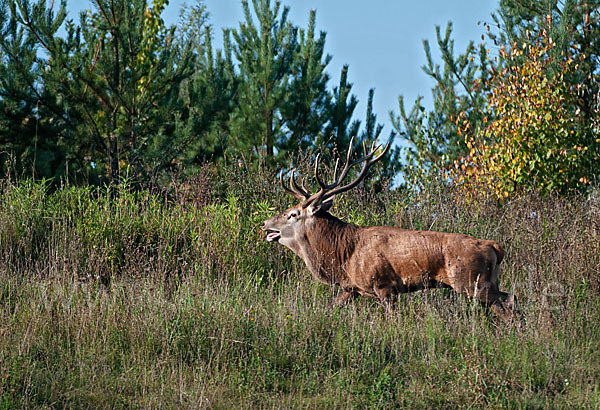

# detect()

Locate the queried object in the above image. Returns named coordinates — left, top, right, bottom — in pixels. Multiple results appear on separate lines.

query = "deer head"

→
left=261, top=138, right=390, bottom=250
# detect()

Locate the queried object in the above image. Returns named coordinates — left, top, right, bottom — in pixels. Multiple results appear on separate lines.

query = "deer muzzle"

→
left=261, top=221, right=281, bottom=242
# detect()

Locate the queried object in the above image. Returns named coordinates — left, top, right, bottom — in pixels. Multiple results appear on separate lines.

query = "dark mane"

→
left=306, top=212, right=358, bottom=283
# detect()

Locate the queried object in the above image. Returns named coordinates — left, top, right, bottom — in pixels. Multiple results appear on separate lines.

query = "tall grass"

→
left=0, top=167, right=599, bottom=408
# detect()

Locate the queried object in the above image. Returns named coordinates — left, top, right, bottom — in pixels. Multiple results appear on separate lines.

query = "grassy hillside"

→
left=1, top=168, right=599, bottom=408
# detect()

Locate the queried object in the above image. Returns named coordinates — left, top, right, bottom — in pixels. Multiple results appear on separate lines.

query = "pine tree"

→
left=0, top=0, right=75, bottom=180
left=1, top=0, right=402, bottom=184
left=1, top=0, right=195, bottom=184
left=175, top=17, right=238, bottom=167
left=226, top=0, right=332, bottom=165
left=359, top=89, right=399, bottom=184
left=317, top=66, right=398, bottom=186
left=226, top=0, right=297, bottom=161
left=279, top=9, right=330, bottom=157
left=319, top=65, right=360, bottom=156
left=390, top=22, right=491, bottom=184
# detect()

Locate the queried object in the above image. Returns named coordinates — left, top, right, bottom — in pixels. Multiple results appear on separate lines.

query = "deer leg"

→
left=374, top=285, right=395, bottom=314
left=451, top=274, right=517, bottom=323
left=474, top=284, right=518, bottom=323
left=333, top=289, right=359, bottom=307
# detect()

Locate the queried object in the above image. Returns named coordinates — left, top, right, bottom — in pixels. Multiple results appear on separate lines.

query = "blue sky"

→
left=67, top=0, right=498, bottom=137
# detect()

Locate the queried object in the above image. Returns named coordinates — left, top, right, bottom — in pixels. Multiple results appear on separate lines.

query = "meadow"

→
left=1, top=165, right=599, bottom=408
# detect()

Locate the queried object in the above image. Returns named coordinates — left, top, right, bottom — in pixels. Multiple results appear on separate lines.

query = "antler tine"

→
left=303, top=138, right=391, bottom=210
left=314, top=143, right=357, bottom=191
left=333, top=138, right=377, bottom=187
left=319, top=140, right=391, bottom=202
left=290, top=170, right=310, bottom=199
left=369, top=140, right=377, bottom=154
left=346, top=136, right=356, bottom=163
left=332, top=158, right=340, bottom=182
left=373, top=141, right=391, bottom=162
left=280, top=169, right=310, bottom=201
left=313, top=136, right=355, bottom=191
left=313, top=153, right=327, bottom=190
left=300, top=177, right=309, bottom=195
left=307, top=138, right=391, bottom=209
left=279, top=169, right=296, bottom=197
left=310, top=150, right=349, bottom=208
left=317, top=137, right=356, bottom=191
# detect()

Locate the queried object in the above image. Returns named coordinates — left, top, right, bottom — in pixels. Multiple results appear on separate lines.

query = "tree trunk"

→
left=110, top=24, right=120, bottom=184
left=266, top=110, right=274, bottom=157
left=109, top=130, right=119, bottom=183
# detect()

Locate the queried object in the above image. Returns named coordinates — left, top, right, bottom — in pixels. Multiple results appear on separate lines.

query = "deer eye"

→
left=288, top=211, right=297, bottom=219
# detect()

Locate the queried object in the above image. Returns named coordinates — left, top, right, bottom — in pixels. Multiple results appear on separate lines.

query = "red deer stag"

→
left=261, top=139, right=516, bottom=321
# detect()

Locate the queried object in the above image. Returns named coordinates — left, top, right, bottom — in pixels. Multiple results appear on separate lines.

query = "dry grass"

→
left=0, top=168, right=599, bottom=408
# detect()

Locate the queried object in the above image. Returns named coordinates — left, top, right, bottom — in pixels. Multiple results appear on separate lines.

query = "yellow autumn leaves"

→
left=451, top=36, right=599, bottom=199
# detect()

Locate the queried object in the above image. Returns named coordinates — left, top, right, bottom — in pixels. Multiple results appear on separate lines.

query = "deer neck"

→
left=294, top=213, right=357, bottom=285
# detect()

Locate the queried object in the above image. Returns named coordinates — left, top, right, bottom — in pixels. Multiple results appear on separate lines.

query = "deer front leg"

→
left=374, top=285, right=395, bottom=314
left=333, top=288, right=359, bottom=306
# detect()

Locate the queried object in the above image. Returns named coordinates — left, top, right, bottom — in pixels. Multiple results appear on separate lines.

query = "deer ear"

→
left=308, top=196, right=335, bottom=215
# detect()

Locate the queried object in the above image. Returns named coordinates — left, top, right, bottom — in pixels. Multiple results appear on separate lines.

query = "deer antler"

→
left=279, top=138, right=390, bottom=207
left=280, top=169, right=311, bottom=201
left=303, top=137, right=390, bottom=208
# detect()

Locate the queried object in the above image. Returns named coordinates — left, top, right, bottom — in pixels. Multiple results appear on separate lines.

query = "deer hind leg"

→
left=452, top=268, right=516, bottom=322
left=470, top=275, right=517, bottom=323
left=485, top=261, right=517, bottom=322
left=477, top=286, right=517, bottom=323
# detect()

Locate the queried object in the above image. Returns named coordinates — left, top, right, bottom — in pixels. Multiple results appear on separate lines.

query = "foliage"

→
left=313, top=65, right=399, bottom=188
left=189, top=0, right=398, bottom=178
left=453, top=36, right=600, bottom=199
left=491, top=0, right=600, bottom=138
left=173, top=4, right=237, bottom=171
left=0, top=0, right=399, bottom=185
left=390, top=22, right=492, bottom=186
left=226, top=0, right=301, bottom=161
left=393, top=2, right=600, bottom=196
left=0, top=0, right=197, bottom=185
left=224, top=0, right=363, bottom=167
left=320, top=64, right=360, bottom=152
left=137, top=0, right=169, bottom=89
left=0, top=0, right=73, bottom=180
left=280, top=8, right=332, bottom=156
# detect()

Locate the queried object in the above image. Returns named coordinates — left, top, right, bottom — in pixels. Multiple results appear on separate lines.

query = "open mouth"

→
left=266, top=230, right=281, bottom=242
